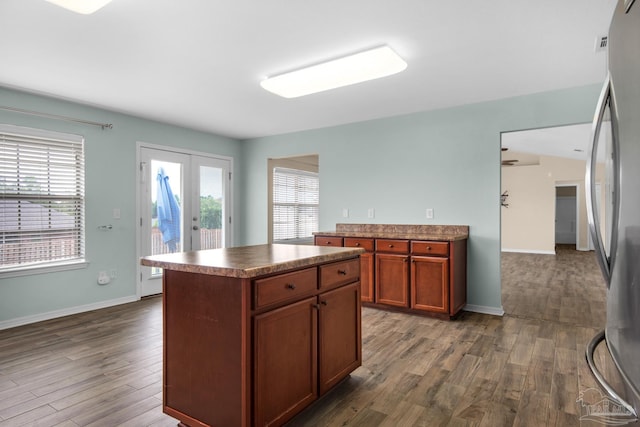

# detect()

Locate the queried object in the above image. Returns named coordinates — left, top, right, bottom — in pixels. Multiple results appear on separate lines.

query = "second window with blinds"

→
left=268, top=155, right=319, bottom=244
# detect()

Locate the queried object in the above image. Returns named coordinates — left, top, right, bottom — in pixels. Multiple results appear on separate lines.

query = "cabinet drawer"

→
left=254, top=267, right=317, bottom=309
left=344, top=237, right=374, bottom=252
left=315, top=236, right=343, bottom=247
left=319, top=258, right=360, bottom=291
left=411, top=241, right=449, bottom=256
left=375, top=239, right=409, bottom=254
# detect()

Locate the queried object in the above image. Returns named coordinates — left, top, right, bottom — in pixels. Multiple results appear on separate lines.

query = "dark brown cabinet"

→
left=254, top=297, right=318, bottom=427
left=318, top=283, right=361, bottom=394
left=253, top=260, right=362, bottom=427
left=343, top=237, right=374, bottom=302
left=142, top=245, right=362, bottom=427
left=411, top=255, right=449, bottom=313
left=375, top=253, right=409, bottom=307
left=315, top=230, right=467, bottom=319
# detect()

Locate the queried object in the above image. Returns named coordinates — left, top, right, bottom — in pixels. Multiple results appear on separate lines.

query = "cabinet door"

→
left=318, top=283, right=361, bottom=395
left=254, top=297, right=318, bottom=427
left=411, top=256, right=449, bottom=313
left=375, top=253, right=409, bottom=307
left=359, top=252, right=374, bottom=303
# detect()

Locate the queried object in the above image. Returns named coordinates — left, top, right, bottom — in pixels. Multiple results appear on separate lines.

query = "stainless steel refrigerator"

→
left=586, top=0, right=640, bottom=421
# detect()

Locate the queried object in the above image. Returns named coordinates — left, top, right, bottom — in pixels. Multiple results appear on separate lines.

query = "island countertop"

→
left=140, top=243, right=365, bottom=278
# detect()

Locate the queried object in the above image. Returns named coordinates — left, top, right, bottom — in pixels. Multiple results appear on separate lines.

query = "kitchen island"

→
left=140, top=244, right=364, bottom=427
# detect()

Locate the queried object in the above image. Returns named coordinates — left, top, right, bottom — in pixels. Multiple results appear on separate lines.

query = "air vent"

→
left=595, top=35, right=608, bottom=52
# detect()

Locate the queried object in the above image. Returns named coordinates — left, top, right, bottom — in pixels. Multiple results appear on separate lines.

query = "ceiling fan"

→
left=501, top=147, right=519, bottom=166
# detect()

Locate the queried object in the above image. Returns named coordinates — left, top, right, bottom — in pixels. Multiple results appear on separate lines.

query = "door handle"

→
left=585, top=330, right=638, bottom=419
left=585, top=74, right=618, bottom=287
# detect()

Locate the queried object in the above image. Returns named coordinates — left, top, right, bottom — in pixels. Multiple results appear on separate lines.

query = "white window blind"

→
left=0, top=124, right=85, bottom=271
left=273, top=167, right=319, bottom=241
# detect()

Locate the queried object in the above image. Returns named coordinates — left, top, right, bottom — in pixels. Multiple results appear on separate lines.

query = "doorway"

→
left=555, top=185, right=578, bottom=247
left=137, top=144, right=232, bottom=296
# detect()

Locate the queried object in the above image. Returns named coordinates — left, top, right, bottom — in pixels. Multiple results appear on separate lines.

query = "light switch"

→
left=368, top=208, right=375, bottom=219
left=342, top=208, right=349, bottom=218
left=426, top=208, right=434, bottom=219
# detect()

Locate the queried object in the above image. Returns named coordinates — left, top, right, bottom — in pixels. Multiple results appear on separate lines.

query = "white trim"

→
left=0, top=260, right=89, bottom=279
left=464, top=304, right=505, bottom=316
left=0, top=295, right=138, bottom=331
left=501, top=248, right=556, bottom=255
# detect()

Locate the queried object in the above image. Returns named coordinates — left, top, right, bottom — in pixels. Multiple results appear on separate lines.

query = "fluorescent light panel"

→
left=44, top=0, right=113, bottom=14
left=261, top=46, right=407, bottom=98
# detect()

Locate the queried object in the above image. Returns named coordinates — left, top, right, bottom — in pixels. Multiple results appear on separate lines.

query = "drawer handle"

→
left=388, top=244, right=394, bottom=248
left=338, top=270, right=347, bottom=275
left=286, top=283, right=296, bottom=290
left=427, top=246, right=432, bottom=250
left=355, top=242, right=360, bottom=246
left=325, top=241, right=332, bottom=245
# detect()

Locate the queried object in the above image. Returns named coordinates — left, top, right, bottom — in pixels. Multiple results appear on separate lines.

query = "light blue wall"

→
left=0, top=83, right=601, bottom=325
left=240, top=84, right=602, bottom=312
left=0, top=87, right=242, bottom=324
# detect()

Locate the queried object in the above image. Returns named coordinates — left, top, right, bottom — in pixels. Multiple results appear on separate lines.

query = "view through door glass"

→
left=139, top=147, right=231, bottom=297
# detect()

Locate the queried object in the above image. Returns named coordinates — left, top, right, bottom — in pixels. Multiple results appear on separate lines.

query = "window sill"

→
left=0, top=260, right=89, bottom=279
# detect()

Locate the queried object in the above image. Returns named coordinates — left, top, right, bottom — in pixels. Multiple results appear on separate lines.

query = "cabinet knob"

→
left=312, top=303, right=321, bottom=309
left=427, top=246, right=432, bottom=250
left=338, top=269, right=347, bottom=275
left=320, top=300, right=328, bottom=306
left=326, top=241, right=332, bottom=245
left=285, top=283, right=296, bottom=290
left=388, top=244, right=394, bottom=248
left=355, top=242, right=360, bottom=246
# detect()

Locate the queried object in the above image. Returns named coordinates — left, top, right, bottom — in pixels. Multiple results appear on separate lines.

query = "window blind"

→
left=0, top=124, right=85, bottom=271
left=273, top=167, right=319, bottom=241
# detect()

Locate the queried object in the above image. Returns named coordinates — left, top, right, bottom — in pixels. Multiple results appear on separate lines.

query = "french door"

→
left=138, top=145, right=232, bottom=296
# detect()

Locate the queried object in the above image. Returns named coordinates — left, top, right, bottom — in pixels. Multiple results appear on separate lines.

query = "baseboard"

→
left=501, top=248, right=556, bottom=255
left=0, top=295, right=139, bottom=331
left=464, top=304, right=505, bottom=316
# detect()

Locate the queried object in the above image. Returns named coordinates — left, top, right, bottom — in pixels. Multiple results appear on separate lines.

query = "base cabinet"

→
left=318, top=283, right=361, bottom=394
left=411, top=256, right=449, bottom=313
left=316, top=233, right=467, bottom=318
left=375, top=253, right=409, bottom=307
left=254, top=297, right=318, bottom=427
left=159, top=256, right=361, bottom=427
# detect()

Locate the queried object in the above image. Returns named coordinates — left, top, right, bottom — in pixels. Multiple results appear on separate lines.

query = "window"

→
left=0, top=124, right=85, bottom=274
left=272, top=167, right=319, bottom=242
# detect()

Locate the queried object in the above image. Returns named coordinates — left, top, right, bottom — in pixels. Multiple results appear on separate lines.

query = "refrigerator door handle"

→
left=586, top=75, right=614, bottom=286
left=586, top=330, right=638, bottom=419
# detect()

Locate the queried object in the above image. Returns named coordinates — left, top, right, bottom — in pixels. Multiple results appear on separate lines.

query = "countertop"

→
left=140, top=244, right=365, bottom=278
left=314, top=224, right=469, bottom=241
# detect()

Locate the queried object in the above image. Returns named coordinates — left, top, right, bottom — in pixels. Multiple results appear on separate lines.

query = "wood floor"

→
left=0, top=246, right=636, bottom=426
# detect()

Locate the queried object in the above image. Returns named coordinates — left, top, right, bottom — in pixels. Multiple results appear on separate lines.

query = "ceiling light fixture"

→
left=44, top=0, right=113, bottom=14
left=260, top=45, right=407, bottom=98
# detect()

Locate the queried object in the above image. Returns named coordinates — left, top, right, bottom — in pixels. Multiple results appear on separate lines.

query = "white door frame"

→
left=135, top=141, right=233, bottom=298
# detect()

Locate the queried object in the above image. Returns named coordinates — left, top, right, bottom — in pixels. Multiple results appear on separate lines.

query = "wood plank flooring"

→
left=0, top=246, right=636, bottom=426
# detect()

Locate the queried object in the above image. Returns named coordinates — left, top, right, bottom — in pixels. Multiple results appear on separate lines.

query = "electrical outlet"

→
left=426, top=208, right=434, bottom=219
left=342, top=208, right=349, bottom=218
left=367, top=208, right=375, bottom=219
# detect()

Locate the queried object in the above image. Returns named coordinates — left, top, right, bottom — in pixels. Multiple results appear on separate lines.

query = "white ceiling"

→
left=0, top=0, right=616, bottom=140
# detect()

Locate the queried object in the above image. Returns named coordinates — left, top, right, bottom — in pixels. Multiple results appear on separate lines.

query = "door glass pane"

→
left=199, top=165, right=223, bottom=250
left=151, top=160, right=183, bottom=274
